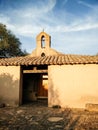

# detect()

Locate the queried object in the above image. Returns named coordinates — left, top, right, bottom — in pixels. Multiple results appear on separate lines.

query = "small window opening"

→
left=41, top=35, right=45, bottom=48
left=41, top=52, right=45, bottom=57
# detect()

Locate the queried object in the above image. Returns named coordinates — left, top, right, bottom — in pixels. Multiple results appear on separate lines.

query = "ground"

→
left=0, top=101, right=98, bottom=130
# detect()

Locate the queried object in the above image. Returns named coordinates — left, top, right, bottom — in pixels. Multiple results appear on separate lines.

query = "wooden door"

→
left=38, top=74, right=48, bottom=97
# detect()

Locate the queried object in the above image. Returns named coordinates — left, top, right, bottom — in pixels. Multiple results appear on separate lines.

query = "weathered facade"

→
left=48, top=64, right=98, bottom=108
left=0, top=31, right=98, bottom=108
left=0, top=66, right=21, bottom=106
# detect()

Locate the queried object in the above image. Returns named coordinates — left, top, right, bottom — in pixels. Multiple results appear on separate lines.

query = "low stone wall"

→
left=85, top=103, right=98, bottom=111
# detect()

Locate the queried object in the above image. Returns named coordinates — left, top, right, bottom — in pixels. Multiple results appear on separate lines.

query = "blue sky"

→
left=0, top=0, right=98, bottom=55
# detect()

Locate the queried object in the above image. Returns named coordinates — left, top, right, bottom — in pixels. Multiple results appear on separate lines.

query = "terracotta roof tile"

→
left=0, top=55, right=98, bottom=66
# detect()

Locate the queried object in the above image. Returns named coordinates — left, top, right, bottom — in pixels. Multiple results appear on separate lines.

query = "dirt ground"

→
left=0, top=101, right=98, bottom=130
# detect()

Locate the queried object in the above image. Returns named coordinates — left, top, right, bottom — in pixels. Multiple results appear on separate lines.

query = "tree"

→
left=0, top=23, right=27, bottom=57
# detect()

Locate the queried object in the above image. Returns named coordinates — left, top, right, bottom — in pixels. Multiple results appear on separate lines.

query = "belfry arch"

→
left=41, top=35, right=45, bottom=48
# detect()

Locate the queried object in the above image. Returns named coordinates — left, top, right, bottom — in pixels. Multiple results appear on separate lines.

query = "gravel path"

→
left=0, top=101, right=98, bottom=130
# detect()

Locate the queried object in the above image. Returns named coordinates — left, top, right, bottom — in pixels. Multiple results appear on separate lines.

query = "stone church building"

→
left=0, top=31, right=98, bottom=108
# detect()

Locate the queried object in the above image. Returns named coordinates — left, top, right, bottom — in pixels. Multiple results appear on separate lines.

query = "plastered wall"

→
left=0, top=66, right=20, bottom=106
left=48, top=64, right=98, bottom=108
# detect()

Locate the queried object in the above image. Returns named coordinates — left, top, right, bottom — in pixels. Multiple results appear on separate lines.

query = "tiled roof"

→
left=0, top=55, right=98, bottom=66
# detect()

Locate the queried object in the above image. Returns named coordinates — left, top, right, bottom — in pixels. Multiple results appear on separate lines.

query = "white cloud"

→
left=68, top=22, right=98, bottom=32
left=13, top=25, right=43, bottom=37
left=14, top=0, right=56, bottom=18
left=62, top=0, right=68, bottom=6
left=0, top=0, right=57, bottom=37
left=78, top=0, right=95, bottom=9
left=2, top=13, right=98, bottom=36
left=0, top=14, right=16, bottom=31
left=1, top=0, right=98, bottom=35
left=0, top=14, right=10, bottom=24
left=50, top=28, right=98, bottom=55
left=0, top=0, right=98, bottom=55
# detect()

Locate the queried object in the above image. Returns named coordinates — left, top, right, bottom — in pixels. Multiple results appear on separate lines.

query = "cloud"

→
left=0, top=0, right=57, bottom=36
left=51, top=27, right=98, bottom=55
left=1, top=0, right=98, bottom=34
left=14, top=0, right=56, bottom=18
left=67, top=19, right=98, bottom=32
left=0, top=0, right=98, bottom=55
left=78, top=0, right=95, bottom=9
left=12, top=25, right=43, bottom=37
left=1, top=12, right=98, bottom=36
left=0, top=14, right=16, bottom=31
left=62, top=0, right=68, bottom=6
left=0, top=14, right=10, bottom=24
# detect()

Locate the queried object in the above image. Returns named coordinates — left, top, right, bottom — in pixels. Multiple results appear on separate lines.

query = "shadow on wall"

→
left=0, top=73, right=19, bottom=106
left=49, top=76, right=61, bottom=107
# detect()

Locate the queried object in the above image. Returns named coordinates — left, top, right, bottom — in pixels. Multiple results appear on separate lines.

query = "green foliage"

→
left=0, top=23, right=28, bottom=57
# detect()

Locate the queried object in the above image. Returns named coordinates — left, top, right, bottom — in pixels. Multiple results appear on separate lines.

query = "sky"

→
left=0, top=0, right=98, bottom=55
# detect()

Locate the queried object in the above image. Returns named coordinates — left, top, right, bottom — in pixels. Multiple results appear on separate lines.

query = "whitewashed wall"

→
left=0, top=66, right=20, bottom=106
left=48, top=64, right=98, bottom=108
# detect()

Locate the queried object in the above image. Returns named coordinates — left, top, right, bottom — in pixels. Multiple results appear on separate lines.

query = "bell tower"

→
left=31, top=31, right=60, bottom=57
left=36, top=31, right=51, bottom=56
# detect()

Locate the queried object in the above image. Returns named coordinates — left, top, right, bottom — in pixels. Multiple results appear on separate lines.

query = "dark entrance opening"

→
left=22, top=71, right=48, bottom=106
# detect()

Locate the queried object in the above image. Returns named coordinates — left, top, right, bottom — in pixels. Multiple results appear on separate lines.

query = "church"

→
left=0, top=31, right=98, bottom=108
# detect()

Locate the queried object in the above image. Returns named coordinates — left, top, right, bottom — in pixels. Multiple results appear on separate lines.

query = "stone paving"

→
left=0, top=101, right=98, bottom=130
